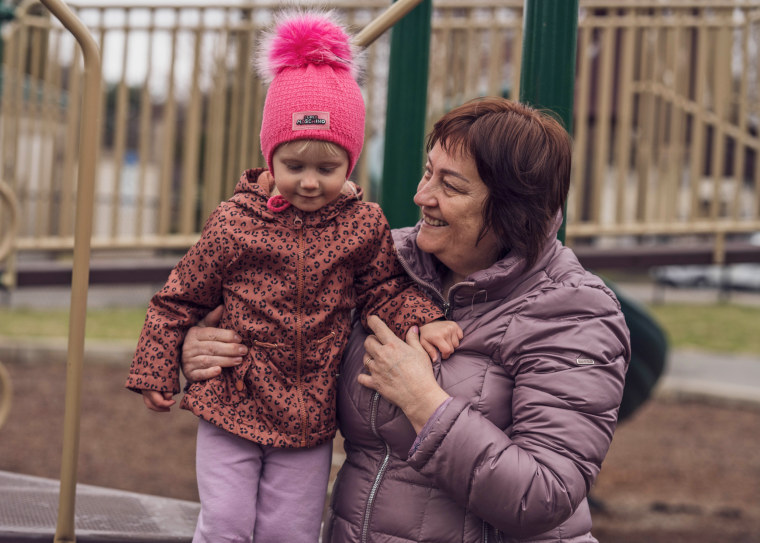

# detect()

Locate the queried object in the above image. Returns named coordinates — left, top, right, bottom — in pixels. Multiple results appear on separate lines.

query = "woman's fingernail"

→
left=234, top=335, right=242, bottom=342
left=412, top=326, right=419, bottom=334
left=238, top=346, right=247, bottom=355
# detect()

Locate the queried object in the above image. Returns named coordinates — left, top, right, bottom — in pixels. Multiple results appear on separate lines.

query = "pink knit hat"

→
left=256, top=11, right=365, bottom=177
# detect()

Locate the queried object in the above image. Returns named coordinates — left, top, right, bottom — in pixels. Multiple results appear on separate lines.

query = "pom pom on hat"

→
left=256, top=10, right=366, bottom=177
left=255, top=10, right=360, bottom=83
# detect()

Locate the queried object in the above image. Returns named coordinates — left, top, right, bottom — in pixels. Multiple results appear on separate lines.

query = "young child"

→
left=125, top=11, right=462, bottom=543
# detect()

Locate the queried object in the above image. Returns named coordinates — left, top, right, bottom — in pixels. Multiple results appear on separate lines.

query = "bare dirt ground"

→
left=1, top=360, right=759, bottom=543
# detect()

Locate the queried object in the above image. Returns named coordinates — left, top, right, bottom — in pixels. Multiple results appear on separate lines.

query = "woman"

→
left=181, top=97, right=631, bottom=542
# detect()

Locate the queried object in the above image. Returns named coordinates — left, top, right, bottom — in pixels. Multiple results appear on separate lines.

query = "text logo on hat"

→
left=293, top=111, right=331, bottom=131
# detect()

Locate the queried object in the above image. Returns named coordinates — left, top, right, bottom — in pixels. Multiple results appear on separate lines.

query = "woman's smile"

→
left=422, top=214, right=448, bottom=227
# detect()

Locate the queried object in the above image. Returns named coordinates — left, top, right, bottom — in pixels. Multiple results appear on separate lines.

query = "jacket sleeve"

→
left=407, top=284, right=631, bottom=538
left=353, top=206, right=444, bottom=338
left=125, top=205, right=232, bottom=394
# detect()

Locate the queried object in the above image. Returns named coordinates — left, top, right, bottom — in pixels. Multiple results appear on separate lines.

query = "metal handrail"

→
left=352, top=0, right=424, bottom=47
left=0, top=362, right=11, bottom=430
left=28, top=1, right=101, bottom=542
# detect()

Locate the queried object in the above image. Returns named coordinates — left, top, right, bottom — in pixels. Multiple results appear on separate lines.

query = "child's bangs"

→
left=292, top=139, right=344, bottom=157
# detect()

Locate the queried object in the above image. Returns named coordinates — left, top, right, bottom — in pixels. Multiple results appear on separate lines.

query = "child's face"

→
left=271, top=141, right=350, bottom=212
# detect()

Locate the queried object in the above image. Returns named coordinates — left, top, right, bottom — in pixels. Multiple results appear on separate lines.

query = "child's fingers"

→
left=419, top=338, right=438, bottom=363
left=142, top=390, right=175, bottom=412
left=439, top=343, right=454, bottom=360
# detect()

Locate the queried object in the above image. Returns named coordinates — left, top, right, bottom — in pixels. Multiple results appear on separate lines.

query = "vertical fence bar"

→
left=179, top=17, right=203, bottom=235
left=665, top=20, right=685, bottom=223
left=158, top=15, right=178, bottom=236
left=110, top=8, right=130, bottom=238
left=590, top=22, right=614, bottom=227
left=486, top=10, right=501, bottom=96
left=614, top=10, right=635, bottom=225
left=636, top=23, right=657, bottom=224
left=731, top=12, right=749, bottom=221
left=710, top=15, right=731, bottom=222
left=688, top=13, right=708, bottom=221
left=136, top=7, right=156, bottom=238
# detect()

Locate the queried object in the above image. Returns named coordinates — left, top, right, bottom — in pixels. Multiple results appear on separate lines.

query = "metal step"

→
left=0, top=471, right=198, bottom=542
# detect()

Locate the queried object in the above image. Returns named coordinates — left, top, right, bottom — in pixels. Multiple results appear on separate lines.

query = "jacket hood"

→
left=229, top=168, right=364, bottom=224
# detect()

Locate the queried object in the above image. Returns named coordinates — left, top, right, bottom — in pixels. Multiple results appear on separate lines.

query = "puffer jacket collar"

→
left=228, top=168, right=364, bottom=226
left=393, top=212, right=565, bottom=308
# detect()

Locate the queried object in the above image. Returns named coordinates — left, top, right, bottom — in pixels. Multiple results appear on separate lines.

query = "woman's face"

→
left=413, top=142, right=501, bottom=280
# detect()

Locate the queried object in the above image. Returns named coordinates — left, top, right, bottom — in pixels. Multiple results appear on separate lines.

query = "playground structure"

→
left=0, top=0, right=758, bottom=540
left=0, top=1, right=759, bottom=279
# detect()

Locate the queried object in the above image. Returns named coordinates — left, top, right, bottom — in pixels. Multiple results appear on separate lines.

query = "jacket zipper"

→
left=395, top=254, right=472, bottom=321
left=361, top=391, right=391, bottom=543
left=482, top=522, right=501, bottom=542
left=294, top=215, right=308, bottom=447
left=359, top=250, right=475, bottom=539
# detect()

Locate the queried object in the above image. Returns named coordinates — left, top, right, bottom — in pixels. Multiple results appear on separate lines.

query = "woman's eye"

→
left=442, top=180, right=463, bottom=193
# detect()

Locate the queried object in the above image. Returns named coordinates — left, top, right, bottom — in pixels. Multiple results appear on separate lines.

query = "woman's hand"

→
left=181, top=305, right=247, bottom=382
left=358, top=315, right=450, bottom=433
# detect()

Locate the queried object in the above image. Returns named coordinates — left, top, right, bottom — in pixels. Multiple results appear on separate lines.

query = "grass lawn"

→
left=0, top=307, right=146, bottom=342
left=0, top=302, right=759, bottom=356
left=646, top=303, right=760, bottom=355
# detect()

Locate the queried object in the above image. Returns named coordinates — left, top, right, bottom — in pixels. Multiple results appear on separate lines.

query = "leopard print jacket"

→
left=126, top=168, right=443, bottom=448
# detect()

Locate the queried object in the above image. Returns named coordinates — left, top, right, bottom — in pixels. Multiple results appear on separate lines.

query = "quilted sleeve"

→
left=407, top=284, right=630, bottom=537
left=353, top=206, right=444, bottom=338
left=125, top=205, right=232, bottom=394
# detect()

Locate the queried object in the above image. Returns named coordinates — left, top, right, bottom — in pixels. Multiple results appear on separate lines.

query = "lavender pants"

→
left=193, top=419, right=332, bottom=543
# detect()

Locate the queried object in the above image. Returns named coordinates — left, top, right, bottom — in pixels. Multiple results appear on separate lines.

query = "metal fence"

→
left=1, top=0, right=760, bottom=283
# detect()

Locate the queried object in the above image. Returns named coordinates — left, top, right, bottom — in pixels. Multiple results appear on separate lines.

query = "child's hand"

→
left=418, top=320, right=463, bottom=362
left=141, top=389, right=176, bottom=413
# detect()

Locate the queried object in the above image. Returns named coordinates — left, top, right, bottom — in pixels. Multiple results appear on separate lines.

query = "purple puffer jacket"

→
left=323, top=221, right=631, bottom=543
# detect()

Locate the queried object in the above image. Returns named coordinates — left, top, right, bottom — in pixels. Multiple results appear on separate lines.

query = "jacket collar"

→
left=394, top=212, right=565, bottom=302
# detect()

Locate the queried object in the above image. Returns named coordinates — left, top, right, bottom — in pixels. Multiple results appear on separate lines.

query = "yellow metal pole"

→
left=0, top=361, right=11, bottom=430
left=0, top=179, right=18, bottom=263
left=35, top=1, right=100, bottom=542
left=352, top=0, right=424, bottom=47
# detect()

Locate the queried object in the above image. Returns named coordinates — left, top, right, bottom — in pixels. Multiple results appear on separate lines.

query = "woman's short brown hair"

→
left=426, top=97, right=572, bottom=270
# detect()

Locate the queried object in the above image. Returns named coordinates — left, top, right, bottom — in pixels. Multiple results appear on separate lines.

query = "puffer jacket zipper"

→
left=396, top=254, right=474, bottom=320
left=361, top=390, right=391, bottom=543
left=294, top=215, right=308, bottom=447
